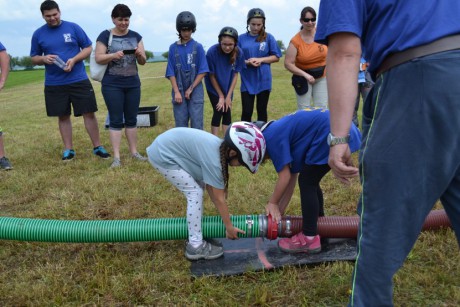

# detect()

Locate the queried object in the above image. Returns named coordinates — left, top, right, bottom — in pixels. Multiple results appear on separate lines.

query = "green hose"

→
left=0, top=215, right=260, bottom=243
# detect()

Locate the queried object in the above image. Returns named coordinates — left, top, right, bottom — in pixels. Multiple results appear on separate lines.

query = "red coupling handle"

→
left=267, top=214, right=278, bottom=240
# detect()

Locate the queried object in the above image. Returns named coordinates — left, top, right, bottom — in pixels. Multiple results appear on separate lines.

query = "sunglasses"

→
left=302, top=18, right=316, bottom=23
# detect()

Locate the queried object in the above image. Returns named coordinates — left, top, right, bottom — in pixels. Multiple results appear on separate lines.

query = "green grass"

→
left=0, top=60, right=459, bottom=306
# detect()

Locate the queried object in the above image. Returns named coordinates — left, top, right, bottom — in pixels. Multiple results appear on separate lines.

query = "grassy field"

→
left=0, top=61, right=459, bottom=306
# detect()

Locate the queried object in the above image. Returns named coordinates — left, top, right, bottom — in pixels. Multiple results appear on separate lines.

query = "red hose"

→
left=275, top=209, right=451, bottom=239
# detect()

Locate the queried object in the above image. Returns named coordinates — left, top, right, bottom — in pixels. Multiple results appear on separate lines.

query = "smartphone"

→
left=123, top=49, right=136, bottom=54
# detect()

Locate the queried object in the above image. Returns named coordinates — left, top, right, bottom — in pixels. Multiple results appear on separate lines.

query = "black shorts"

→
left=44, top=79, right=98, bottom=117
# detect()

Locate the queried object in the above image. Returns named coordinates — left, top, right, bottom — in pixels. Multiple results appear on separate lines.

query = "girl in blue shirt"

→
left=205, top=27, right=244, bottom=136
left=259, top=108, right=361, bottom=253
left=165, top=11, right=209, bottom=130
left=238, top=8, right=282, bottom=122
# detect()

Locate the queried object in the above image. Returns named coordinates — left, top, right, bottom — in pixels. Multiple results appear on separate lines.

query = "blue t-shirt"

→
left=97, top=29, right=142, bottom=88
left=263, top=108, right=361, bottom=173
left=315, top=0, right=460, bottom=76
left=204, top=44, right=244, bottom=97
left=146, top=128, right=225, bottom=189
left=238, top=32, right=282, bottom=94
left=30, top=20, right=91, bottom=86
left=165, top=39, right=209, bottom=78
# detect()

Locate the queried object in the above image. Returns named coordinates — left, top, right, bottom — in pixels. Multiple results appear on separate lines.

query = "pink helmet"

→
left=224, top=122, right=266, bottom=173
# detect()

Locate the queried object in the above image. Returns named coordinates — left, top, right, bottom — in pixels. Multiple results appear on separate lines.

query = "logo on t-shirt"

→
left=63, top=33, right=72, bottom=43
left=187, top=53, right=194, bottom=64
left=259, top=42, right=266, bottom=52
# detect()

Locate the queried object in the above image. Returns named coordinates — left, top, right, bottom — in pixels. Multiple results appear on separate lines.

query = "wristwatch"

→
left=327, top=133, right=350, bottom=146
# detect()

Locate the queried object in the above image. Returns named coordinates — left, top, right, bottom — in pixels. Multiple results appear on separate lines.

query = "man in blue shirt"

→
left=30, top=0, right=110, bottom=161
left=316, top=1, right=460, bottom=305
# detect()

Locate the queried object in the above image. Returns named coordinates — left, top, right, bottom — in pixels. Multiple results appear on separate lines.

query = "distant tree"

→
left=162, top=51, right=169, bottom=59
left=277, top=40, right=286, bottom=54
left=9, top=55, right=20, bottom=70
left=19, top=56, right=34, bottom=69
left=145, top=50, right=154, bottom=60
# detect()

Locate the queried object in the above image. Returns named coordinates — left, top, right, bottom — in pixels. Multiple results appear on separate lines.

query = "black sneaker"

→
left=93, top=146, right=111, bottom=159
left=0, top=156, right=13, bottom=170
left=62, top=149, right=75, bottom=161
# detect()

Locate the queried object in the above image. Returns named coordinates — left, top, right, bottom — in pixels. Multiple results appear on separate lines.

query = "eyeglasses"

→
left=302, top=18, right=316, bottom=23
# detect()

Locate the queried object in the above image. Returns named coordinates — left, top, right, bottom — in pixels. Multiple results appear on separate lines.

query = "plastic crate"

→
left=137, top=106, right=159, bottom=127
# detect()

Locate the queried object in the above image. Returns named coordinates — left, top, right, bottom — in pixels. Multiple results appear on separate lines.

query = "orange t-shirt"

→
left=290, top=32, right=328, bottom=71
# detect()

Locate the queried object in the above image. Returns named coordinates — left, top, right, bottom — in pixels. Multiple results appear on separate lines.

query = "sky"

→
left=0, top=0, right=321, bottom=57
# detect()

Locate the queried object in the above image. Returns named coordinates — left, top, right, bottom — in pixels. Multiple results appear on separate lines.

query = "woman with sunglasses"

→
left=284, top=6, right=329, bottom=110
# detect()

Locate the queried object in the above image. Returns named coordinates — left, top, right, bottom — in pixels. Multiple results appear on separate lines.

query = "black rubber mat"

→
left=190, top=237, right=357, bottom=277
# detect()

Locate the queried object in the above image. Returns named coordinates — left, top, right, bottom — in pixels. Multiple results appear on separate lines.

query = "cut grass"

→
left=0, top=60, right=458, bottom=305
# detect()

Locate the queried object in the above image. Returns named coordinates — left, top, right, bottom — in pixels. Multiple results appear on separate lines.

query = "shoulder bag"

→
left=89, top=29, right=113, bottom=82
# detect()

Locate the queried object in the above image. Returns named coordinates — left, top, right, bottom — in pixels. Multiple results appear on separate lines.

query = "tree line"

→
left=8, top=50, right=155, bottom=70
left=8, top=39, right=287, bottom=70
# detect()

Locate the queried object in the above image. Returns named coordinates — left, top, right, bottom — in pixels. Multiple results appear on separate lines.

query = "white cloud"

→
left=0, top=0, right=320, bottom=57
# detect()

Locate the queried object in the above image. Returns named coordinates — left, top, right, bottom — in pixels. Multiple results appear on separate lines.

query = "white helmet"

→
left=225, top=122, right=266, bottom=173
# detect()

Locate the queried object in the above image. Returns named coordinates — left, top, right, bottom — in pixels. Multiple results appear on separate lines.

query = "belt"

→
left=376, top=34, right=460, bottom=77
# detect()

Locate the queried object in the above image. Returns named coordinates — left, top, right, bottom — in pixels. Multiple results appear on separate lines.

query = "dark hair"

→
left=219, top=35, right=239, bottom=65
left=111, top=4, right=132, bottom=18
left=219, top=142, right=230, bottom=194
left=40, top=0, right=59, bottom=14
left=300, top=6, right=316, bottom=30
left=300, top=6, right=316, bottom=19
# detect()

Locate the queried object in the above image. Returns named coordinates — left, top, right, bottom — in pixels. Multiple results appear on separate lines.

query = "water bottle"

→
left=54, top=56, right=67, bottom=69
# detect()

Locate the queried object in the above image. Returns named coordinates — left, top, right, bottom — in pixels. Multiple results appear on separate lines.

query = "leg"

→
left=189, top=84, right=204, bottom=130
left=150, top=163, right=205, bottom=245
left=173, top=97, right=190, bottom=127
left=0, top=132, right=5, bottom=158
left=208, top=91, right=223, bottom=136
left=352, top=83, right=362, bottom=127
left=350, top=51, right=460, bottom=306
left=240, top=91, right=255, bottom=122
left=298, top=164, right=330, bottom=236
left=82, top=112, right=101, bottom=148
left=440, top=165, right=460, bottom=246
left=295, top=90, right=310, bottom=110
left=311, top=77, right=328, bottom=109
left=102, top=85, right=126, bottom=159
left=58, top=115, right=73, bottom=150
left=255, top=90, right=270, bottom=122
left=123, top=87, right=142, bottom=155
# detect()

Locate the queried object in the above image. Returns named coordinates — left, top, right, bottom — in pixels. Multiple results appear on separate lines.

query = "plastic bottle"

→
left=54, top=56, right=67, bottom=69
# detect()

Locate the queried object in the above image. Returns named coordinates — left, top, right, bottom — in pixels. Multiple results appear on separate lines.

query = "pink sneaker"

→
left=278, top=233, right=321, bottom=254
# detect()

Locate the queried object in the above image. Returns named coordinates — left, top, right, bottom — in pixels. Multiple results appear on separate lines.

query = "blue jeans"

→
left=350, top=50, right=460, bottom=306
left=102, top=85, right=141, bottom=130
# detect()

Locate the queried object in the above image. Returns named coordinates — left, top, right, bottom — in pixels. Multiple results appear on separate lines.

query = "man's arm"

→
left=326, top=32, right=361, bottom=184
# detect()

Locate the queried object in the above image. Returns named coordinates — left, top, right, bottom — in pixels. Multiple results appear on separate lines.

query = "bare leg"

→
left=58, top=115, right=73, bottom=150
left=0, top=135, right=5, bottom=158
left=82, top=112, right=101, bottom=148
left=125, top=127, right=138, bottom=155
left=211, top=126, right=219, bottom=136
left=109, top=129, right=122, bottom=159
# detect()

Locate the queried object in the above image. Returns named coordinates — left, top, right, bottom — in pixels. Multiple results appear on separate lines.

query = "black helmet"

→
left=247, top=8, right=265, bottom=24
left=176, top=11, right=196, bottom=32
left=218, top=26, right=238, bottom=42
